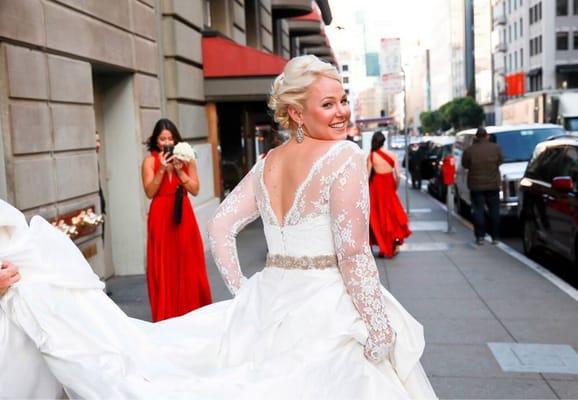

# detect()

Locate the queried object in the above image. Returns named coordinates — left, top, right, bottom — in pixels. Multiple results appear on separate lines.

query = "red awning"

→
left=505, top=72, right=525, bottom=97
left=202, top=37, right=287, bottom=78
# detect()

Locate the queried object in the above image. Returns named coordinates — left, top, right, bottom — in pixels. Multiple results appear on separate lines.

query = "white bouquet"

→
left=173, top=142, right=197, bottom=161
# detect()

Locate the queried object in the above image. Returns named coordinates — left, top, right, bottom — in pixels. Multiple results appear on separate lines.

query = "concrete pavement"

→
left=107, top=181, right=578, bottom=399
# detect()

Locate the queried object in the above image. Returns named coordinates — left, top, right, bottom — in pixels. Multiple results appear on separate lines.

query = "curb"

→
left=437, top=197, right=578, bottom=303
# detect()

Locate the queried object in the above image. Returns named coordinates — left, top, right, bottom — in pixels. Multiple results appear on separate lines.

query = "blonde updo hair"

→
left=268, top=55, right=341, bottom=131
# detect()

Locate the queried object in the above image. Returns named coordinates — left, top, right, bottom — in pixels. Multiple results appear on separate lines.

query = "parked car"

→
left=389, top=135, right=407, bottom=149
left=518, top=137, right=578, bottom=264
left=453, top=124, right=565, bottom=218
left=402, top=139, right=437, bottom=189
left=427, top=138, right=456, bottom=201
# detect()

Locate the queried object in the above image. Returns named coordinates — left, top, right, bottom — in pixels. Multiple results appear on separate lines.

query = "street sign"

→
left=380, top=38, right=401, bottom=75
left=382, top=72, right=404, bottom=94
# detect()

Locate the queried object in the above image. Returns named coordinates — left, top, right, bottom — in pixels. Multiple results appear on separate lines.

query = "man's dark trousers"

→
left=471, top=190, right=500, bottom=240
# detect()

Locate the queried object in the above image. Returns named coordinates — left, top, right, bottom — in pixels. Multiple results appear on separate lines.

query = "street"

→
left=421, top=182, right=578, bottom=292
left=108, top=170, right=578, bottom=399
left=393, top=142, right=578, bottom=292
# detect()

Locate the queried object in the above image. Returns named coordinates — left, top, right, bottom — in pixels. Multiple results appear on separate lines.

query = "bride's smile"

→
left=296, top=75, right=351, bottom=141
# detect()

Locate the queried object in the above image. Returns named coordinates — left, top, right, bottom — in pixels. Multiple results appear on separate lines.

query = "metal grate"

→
left=488, top=342, right=578, bottom=374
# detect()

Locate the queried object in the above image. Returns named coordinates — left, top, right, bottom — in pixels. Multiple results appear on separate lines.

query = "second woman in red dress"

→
left=141, top=118, right=212, bottom=322
left=367, top=131, right=411, bottom=258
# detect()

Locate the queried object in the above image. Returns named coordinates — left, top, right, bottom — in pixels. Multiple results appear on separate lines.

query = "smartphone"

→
left=163, top=145, right=174, bottom=156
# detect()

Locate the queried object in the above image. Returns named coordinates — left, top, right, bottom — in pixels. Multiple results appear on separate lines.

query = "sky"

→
left=325, top=0, right=428, bottom=56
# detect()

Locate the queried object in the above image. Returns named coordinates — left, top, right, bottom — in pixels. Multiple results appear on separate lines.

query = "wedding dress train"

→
left=0, top=141, right=436, bottom=399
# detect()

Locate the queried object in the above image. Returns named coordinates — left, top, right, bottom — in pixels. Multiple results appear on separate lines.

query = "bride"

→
left=0, top=55, right=436, bottom=399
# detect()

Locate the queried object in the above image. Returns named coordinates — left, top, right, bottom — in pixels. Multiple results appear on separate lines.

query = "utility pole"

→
left=402, top=66, right=410, bottom=216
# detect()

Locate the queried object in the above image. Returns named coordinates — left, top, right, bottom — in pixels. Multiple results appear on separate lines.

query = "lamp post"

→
left=402, top=66, right=410, bottom=216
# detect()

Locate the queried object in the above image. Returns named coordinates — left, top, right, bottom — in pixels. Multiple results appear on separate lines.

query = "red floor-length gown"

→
left=369, top=149, right=411, bottom=258
left=146, top=152, right=212, bottom=322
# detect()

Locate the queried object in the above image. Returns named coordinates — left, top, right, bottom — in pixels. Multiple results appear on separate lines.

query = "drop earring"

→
left=296, top=124, right=305, bottom=143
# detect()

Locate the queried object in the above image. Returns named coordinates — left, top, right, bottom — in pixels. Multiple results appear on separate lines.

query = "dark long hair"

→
left=371, top=131, right=385, bottom=152
left=145, top=118, right=183, bottom=152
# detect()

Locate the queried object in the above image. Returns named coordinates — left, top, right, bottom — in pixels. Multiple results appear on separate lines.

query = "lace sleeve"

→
left=329, top=148, right=395, bottom=363
left=208, top=165, right=260, bottom=296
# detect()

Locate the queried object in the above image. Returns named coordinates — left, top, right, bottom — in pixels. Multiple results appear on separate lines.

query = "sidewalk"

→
left=391, top=184, right=578, bottom=399
left=107, top=182, right=578, bottom=399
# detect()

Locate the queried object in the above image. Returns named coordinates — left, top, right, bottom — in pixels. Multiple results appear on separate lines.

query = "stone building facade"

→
left=0, top=0, right=333, bottom=278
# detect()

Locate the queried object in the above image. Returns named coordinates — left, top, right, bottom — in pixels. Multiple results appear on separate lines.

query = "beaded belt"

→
left=265, top=254, right=338, bottom=270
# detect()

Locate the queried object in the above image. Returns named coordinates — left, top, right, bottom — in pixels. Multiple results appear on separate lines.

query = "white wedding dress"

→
left=0, top=140, right=436, bottom=399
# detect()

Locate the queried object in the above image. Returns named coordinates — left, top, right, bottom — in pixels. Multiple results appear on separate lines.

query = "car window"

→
left=456, top=135, right=464, bottom=148
left=525, top=149, right=548, bottom=179
left=441, top=144, right=452, bottom=158
left=563, top=146, right=578, bottom=184
left=564, top=118, right=578, bottom=132
left=489, top=128, right=565, bottom=162
left=527, top=147, right=568, bottom=182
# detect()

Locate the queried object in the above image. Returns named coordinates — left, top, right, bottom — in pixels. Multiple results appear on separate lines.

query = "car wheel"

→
left=522, top=217, right=536, bottom=256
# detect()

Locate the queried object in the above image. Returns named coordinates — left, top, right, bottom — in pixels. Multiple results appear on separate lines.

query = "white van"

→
left=453, top=124, right=565, bottom=218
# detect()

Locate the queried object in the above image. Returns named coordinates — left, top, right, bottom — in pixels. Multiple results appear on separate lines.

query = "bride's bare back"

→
left=368, top=147, right=400, bottom=184
left=263, top=139, right=338, bottom=226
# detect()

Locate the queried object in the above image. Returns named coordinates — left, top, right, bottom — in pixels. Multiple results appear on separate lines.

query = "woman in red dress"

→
left=141, top=119, right=212, bottom=322
left=367, top=131, right=411, bottom=258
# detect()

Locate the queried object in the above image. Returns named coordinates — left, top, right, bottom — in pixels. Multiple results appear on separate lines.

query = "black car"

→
left=518, top=137, right=578, bottom=265
left=427, top=141, right=454, bottom=201
left=403, top=140, right=437, bottom=189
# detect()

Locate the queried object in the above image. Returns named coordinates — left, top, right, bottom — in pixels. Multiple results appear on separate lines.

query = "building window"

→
left=343, top=76, right=349, bottom=84
left=557, top=0, right=568, bottom=16
left=509, top=25, right=512, bottom=42
left=342, top=64, right=349, bottom=72
left=575, top=0, right=578, bottom=14
left=557, top=32, right=569, bottom=50
left=530, top=36, right=543, bottom=55
left=514, top=51, right=518, bottom=70
left=508, top=53, right=512, bottom=71
left=514, top=22, right=518, bottom=39
left=520, top=17, right=523, bottom=36
left=538, top=2, right=542, bottom=20
left=508, top=0, right=511, bottom=13
left=574, top=32, right=578, bottom=49
left=521, top=48, right=524, bottom=67
left=530, top=7, right=534, bottom=24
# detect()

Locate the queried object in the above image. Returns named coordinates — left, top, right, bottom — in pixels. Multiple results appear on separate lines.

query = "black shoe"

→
left=475, top=237, right=485, bottom=246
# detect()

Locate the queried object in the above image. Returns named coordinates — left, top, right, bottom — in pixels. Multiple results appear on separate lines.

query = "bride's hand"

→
left=363, top=331, right=396, bottom=363
left=0, top=261, right=20, bottom=296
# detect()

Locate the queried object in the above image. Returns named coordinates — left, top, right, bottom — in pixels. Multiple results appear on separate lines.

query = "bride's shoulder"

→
left=329, top=140, right=365, bottom=163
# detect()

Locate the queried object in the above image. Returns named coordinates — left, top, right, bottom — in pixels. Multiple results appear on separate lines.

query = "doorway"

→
left=93, top=71, right=147, bottom=276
